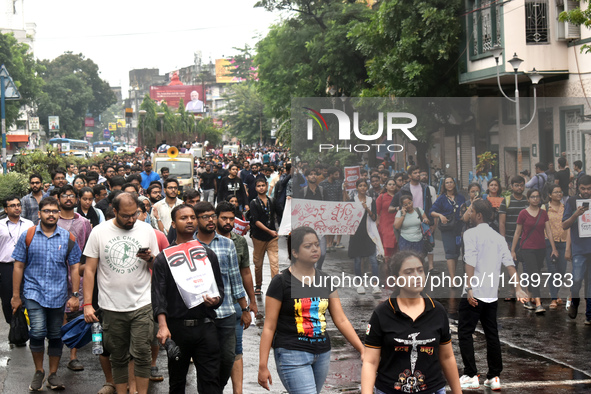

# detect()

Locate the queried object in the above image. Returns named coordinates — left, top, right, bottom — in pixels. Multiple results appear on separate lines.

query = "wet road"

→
left=1, top=235, right=591, bottom=393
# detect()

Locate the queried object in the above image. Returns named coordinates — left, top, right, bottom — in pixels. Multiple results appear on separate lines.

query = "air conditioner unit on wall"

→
left=557, top=0, right=581, bottom=40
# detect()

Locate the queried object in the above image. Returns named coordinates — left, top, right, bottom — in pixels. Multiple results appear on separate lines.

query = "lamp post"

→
left=491, top=45, right=543, bottom=173
left=157, top=112, right=164, bottom=144
left=139, top=110, right=146, bottom=148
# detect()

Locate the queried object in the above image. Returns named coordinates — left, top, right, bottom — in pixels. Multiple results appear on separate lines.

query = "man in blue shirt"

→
left=140, top=161, right=160, bottom=190
left=194, top=202, right=251, bottom=390
left=563, top=175, right=591, bottom=324
left=11, top=197, right=82, bottom=391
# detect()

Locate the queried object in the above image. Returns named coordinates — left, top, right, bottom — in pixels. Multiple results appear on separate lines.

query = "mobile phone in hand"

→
left=137, top=247, right=149, bottom=254
left=583, top=202, right=590, bottom=209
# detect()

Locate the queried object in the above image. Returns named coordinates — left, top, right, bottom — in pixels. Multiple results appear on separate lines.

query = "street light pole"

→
left=491, top=46, right=543, bottom=173
left=139, top=110, right=146, bottom=148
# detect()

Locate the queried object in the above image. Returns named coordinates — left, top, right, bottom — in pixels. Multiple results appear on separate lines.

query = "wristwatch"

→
left=465, top=287, right=472, bottom=292
left=241, top=306, right=250, bottom=312
left=72, top=292, right=79, bottom=298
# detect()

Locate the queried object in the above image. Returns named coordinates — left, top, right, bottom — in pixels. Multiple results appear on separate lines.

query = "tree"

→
left=0, top=33, right=44, bottom=128
left=255, top=0, right=371, bottom=143
left=36, top=53, right=116, bottom=139
left=349, top=0, right=472, bottom=169
left=222, top=82, right=270, bottom=144
left=560, top=3, right=591, bottom=53
left=226, top=44, right=258, bottom=82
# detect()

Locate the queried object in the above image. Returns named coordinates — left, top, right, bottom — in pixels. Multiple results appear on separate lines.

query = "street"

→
left=1, top=235, right=591, bottom=393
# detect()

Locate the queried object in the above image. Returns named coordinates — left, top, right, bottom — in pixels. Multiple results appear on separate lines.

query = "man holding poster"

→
left=152, top=204, right=224, bottom=393
left=562, top=175, right=591, bottom=323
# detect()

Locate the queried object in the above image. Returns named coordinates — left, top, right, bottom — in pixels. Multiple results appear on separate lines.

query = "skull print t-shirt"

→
left=364, top=296, right=451, bottom=393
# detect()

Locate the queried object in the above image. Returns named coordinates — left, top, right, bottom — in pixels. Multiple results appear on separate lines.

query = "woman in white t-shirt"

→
left=395, top=195, right=430, bottom=256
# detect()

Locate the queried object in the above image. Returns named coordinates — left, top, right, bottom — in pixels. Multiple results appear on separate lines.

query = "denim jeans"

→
left=24, top=298, right=65, bottom=356
left=546, top=240, right=567, bottom=300
left=375, top=387, right=445, bottom=394
left=274, top=348, right=331, bottom=394
left=354, top=253, right=378, bottom=277
left=570, top=253, right=591, bottom=320
left=234, top=303, right=244, bottom=355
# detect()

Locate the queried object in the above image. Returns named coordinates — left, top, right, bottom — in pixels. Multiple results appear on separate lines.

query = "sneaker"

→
left=568, top=303, right=578, bottom=319
left=67, top=359, right=84, bottom=371
left=357, top=286, right=366, bottom=295
left=29, top=370, right=45, bottom=391
left=585, top=320, right=591, bottom=325
left=523, top=301, right=535, bottom=310
left=459, top=374, right=479, bottom=389
left=484, top=376, right=501, bottom=390
left=566, top=299, right=572, bottom=310
left=46, top=372, right=65, bottom=390
left=535, top=305, right=546, bottom=314
left=372, top=286, right=382, bottom=295
left=334, top=243, right=344, bottom=249
left=149, top=366, right=164, bottom=382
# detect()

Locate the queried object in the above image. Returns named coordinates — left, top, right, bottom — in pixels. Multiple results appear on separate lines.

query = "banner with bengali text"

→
left=278, top=198, right=365, bottom=235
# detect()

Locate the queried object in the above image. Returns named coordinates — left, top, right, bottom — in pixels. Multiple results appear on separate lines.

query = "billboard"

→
left=85, top=117, right=95, bottom=127
left=108, top=123, right=117, bottom=131
left=86, top=131, right=93, bottom=138
left=149, top=85, right=205, bottom=111
left=48, top=116, right=59, bottom=131
left=29, top=117, right=40, bottom=131
left=116, top=119, right=126, bottom=128
left=215, top=59, right=241, bottom=84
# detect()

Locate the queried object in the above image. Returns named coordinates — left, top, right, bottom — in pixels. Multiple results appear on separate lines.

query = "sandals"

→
left=255, top=286, right=262, bottom=296
left=549, top=300, right=558, bottom=309
left=97, top=383, right=116, bottom=394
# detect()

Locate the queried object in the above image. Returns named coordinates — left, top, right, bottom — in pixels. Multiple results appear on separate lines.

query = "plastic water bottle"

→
left=92, top=322, right=103, bottom=355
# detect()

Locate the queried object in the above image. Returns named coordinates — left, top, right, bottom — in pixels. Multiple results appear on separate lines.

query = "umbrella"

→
left=60, top=314, right=92, bottom=349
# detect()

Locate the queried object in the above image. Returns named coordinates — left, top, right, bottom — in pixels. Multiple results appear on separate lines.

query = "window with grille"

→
left=526, top=0, right=549, bottom=43
left=468, top=0, right=502, bottom=57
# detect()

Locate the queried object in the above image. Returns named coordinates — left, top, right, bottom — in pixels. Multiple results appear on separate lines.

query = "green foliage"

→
left=255, top=0, right=370, bottom=136
left=476, top=151, right=498, bottom=174
left=226, top=44, right=258, bottom=82
left=12, top=149, right=90, bottom=182
left=36, top=52, right=117, bottom=139
left=559, top=2, right=591, bottom=53
left=0, top=33, right=45, bottom=128
left=350, top=0, right=468, bottom=98
left=0, top=172, right=29, bottom=201
left=222, top=82, right=270, bottom=144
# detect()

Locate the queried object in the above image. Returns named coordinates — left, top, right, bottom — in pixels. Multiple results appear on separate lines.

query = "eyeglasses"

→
left=60, top=194, right=77, bottom=200
left=198, top=214, right=217, bottom=221
left=118, top=211, right=140, bottom=220
left=41, top=209, right=60, bottom=215
left=6, top=204, right=21, bottom=209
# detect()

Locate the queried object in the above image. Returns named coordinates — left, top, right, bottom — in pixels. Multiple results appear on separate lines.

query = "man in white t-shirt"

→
left=82, top=193, right=159, bottom=394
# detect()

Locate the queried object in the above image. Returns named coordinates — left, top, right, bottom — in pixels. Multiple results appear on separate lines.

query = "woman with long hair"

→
left=376, top=178, right=398, bottom=259
left=483, top=178, right=503, bottom=232
left=258, top=227, right=364, bottom=393
left=511, top=189, right=559, bottom=314
left=75, top=187, right=104, bottom=227
left=361, top=251, right=462, bottom=394
left=394, top=195, right=430, bottom=256
left=542, top=185, right=568, bottom=309
left=349, top=178, right=384, bottom=295
left=430, top=177, right=466, bottom=279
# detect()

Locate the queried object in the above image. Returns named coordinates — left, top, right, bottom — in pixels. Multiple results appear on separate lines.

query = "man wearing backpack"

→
left=525, top=163, right=547, bottom=192
left=11, top=197, right=81, bottom=391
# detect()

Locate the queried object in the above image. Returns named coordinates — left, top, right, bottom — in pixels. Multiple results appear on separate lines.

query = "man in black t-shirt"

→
left=555, top=157, right=572, bottom=203
left=199, top=164, right=217, bottom=204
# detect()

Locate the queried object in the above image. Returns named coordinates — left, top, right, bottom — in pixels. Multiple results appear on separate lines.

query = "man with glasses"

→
left=82, top=193, right=159, bottom=394
left=153, top=178, right=183, bottom=236
left=194, top=202, right=250, bottom=390
left=21, top=174, right=44, bottom=224
left=11, top=197, right=82, bottom=391
left=43, top=168, right=68, bottom=198
left=55, top=185, right=92, bottom=372
left=0, top=196, right=34, bottom=337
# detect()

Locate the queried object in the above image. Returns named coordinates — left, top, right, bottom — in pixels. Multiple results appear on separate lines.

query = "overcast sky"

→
left=24, top=0, right=281, bottom=98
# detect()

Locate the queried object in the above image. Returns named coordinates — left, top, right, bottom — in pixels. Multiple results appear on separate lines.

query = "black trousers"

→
left=458, top=298, right=502, bottom=380
left=0, top=263, right=13, bottom=324
left=167, top=319, right=222, bottom=394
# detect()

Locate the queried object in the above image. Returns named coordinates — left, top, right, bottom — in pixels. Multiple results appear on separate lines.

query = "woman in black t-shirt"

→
left=362, top=251, right=461, bottom=394
left=258, top=227, right=364, bottom=393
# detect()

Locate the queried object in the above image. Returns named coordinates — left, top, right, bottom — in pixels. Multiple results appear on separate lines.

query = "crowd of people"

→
left=0, top=143, right=589, bottom=393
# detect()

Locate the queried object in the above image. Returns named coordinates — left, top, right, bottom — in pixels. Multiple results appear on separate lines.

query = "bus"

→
left=49, top=138, right=90, bottom=158
left=93, top=141, right=113, bottom=153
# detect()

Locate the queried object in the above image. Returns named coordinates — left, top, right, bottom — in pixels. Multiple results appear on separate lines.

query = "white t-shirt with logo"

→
left=84, top=219, right=159, bottom=312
